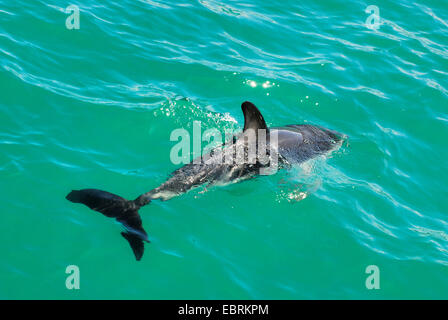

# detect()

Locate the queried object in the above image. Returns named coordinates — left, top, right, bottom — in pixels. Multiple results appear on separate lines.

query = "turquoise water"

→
left=1, top=0, right=447, bottom=299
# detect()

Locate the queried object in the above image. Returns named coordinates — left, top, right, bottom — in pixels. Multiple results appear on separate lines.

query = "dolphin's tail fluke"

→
left=66, top=189, right=150, bottom=261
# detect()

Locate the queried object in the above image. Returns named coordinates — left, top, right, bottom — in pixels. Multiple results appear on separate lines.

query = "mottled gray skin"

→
left=135, top=114, right=343, bottom=206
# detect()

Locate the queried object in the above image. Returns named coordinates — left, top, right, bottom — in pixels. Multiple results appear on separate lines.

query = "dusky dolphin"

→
left=66, top=101, right=344, bottom=260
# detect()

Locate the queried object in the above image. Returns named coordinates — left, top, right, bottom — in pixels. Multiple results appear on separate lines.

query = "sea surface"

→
left=0, top=0, right=447, bottom=299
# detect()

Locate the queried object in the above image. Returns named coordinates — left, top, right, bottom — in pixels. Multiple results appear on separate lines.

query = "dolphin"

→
left=66, top=101, right=344, bottom=260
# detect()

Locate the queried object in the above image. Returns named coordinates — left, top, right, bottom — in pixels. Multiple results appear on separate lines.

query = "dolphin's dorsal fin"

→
left=242, top=101, right=268, bottom=133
